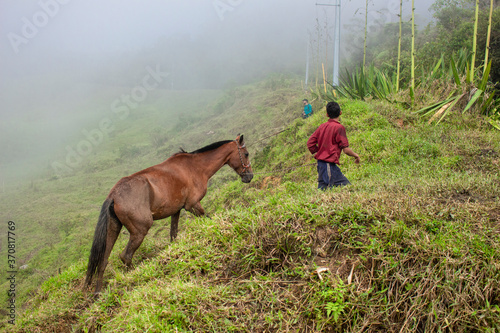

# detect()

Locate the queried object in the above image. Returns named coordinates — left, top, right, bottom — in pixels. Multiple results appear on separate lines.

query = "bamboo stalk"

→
left=484, top=0, right=494, bottom=75
left=324, top=9, right=329, bottom=83
left=322, top=63, right=327, bottom=94
left=396, top=0, right=402, bottom=92
left=470, top=0, right=479, bottom=83
left=305, top=37, right=310, bottom=89
left=363, top=0, right=369, bottom=68
left=411, top=0, right=415, bottom=107
left=316, top=18, right=320, bottom=88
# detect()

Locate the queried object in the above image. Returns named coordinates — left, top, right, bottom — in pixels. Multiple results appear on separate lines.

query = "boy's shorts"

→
left=317, top=160, right=350, bottom=189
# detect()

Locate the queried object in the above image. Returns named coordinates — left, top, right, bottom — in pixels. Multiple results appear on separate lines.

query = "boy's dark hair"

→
left=303, top=99, right=308, bottom=103
left=326, top=101, right=341, bottom=118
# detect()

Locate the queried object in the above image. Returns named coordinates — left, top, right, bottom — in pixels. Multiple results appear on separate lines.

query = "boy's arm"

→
left=342, top=147, right=360, bottom=164
left=307, top=131, right=319, bottom=154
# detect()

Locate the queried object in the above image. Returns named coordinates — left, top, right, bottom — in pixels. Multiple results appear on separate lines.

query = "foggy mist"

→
left=0, top=0, right=436, bottom=184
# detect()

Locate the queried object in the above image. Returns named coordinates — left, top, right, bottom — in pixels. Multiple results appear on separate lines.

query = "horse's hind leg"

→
left=170, top=211, right=180, bottom=242
left=95, top=216, right=122, bottom=294
left=119, top=232, right=147, bottom=267
left=119, top=216, right=153, bottom=267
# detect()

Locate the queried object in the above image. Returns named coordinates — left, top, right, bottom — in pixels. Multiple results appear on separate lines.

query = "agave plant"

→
left=336, top=66, right=370, bottom=100
left=335, top=65, right=397, bottom=102
left=416, top=0, right=497, bottom=127
left=420, top=49, right=470, bottom=85
left=415, top=52, right=495, bottom=124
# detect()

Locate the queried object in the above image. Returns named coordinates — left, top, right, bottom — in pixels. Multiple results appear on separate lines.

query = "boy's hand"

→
left=342, top=147, right=360, bottom=164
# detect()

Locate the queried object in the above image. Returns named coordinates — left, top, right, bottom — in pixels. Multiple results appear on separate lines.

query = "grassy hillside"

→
left=0, top=74, right=303, bottom=326
left=3, top=76, right=500, bottom=332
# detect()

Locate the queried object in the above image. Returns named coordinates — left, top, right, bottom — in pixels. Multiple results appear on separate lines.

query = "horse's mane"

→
left=176, top=140, right=233, bottom=155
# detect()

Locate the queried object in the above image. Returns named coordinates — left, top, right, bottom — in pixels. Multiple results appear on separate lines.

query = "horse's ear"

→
left=237, top=134, right=244, bottom=145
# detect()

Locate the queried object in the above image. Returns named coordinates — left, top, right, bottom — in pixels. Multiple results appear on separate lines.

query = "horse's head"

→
left=229, top=134, right=253, bottom=183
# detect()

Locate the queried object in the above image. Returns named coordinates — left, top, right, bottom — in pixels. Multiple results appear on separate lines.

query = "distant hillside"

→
left=3, top=75, right=500, bottom=332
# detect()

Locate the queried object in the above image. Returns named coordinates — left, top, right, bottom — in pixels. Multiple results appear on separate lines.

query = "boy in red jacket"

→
left=307, top=101, right=360, bottom=189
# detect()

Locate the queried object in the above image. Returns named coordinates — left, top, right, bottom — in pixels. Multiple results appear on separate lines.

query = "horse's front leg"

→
left=170, top=211, right=180, bottom=242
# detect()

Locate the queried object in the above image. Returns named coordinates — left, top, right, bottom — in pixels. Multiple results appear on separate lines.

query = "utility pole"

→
left=316, top=1, right=341, bottom=87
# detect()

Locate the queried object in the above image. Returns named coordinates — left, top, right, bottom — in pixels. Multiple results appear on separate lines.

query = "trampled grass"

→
left=2, top=77, right=500, bottom=332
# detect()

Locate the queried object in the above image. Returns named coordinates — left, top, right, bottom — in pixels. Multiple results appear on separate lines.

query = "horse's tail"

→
left=84, top=198, right=113, bottom=288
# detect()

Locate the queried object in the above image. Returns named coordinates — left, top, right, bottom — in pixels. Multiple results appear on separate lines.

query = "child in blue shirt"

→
left=302, top=99, right=313, bottom=119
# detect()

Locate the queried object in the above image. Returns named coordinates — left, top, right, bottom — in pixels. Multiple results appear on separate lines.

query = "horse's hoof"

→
left=119, top=253, right=129, bottom=266
left=90, top=291, right=101, bottom=299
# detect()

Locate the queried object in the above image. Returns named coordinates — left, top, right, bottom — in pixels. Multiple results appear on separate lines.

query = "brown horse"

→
left=84, top=135, right=253, bottom=293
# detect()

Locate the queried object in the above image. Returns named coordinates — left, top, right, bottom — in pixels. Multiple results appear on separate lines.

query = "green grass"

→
left=1, top=75, right=500, bottom=332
